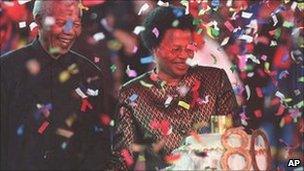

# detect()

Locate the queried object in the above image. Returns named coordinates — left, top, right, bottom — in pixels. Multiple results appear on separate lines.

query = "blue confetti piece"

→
left=129, top=94, right=138, bottom=102
left=94, top=125, right=103, bottom=133
left=281, top=54, right=289, bottom=62
left=211, top=0, right=220, bottom=7
left=64, top=19, right=74, bottom=33
left=279, top=70, right=289, bottom=79
left=17, top=124, right=25, bottom=136
left=172, top=8, right=184, bottom=18
left=140, top=56, right=154, bottom=64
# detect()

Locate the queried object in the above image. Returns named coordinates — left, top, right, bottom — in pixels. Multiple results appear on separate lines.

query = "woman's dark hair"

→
left=140, top=6, right=195, bottom=52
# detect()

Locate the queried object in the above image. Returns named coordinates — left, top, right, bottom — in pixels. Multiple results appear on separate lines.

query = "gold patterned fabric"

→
left=113, top=66, right=239, bottom=170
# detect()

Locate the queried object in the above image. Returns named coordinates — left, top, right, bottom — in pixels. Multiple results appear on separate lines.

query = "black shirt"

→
left=1, top=39, right=111, bottom=170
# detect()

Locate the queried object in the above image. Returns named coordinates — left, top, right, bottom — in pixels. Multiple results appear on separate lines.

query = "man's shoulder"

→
left=1, top=44, right=32, bottom=64
left=69, top=50, right=102, bottom=73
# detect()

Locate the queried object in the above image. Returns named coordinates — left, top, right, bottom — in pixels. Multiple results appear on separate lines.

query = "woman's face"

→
left=154, top=28, right=195, bottom=79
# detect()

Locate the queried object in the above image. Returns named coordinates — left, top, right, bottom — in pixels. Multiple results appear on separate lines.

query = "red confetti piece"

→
left=191, top=79, right=201, bottom=106
left=149, top=119, right=171, bottom=136
left=255, top=87, right=263, bottom=98
left=270, top=97, right=281, bottom=106
left=190, top=131, right=202, bottom=143
left=121, top=149, right=134, bottom=167
left=224, top=21, right=234, bottom=32
left=38, top=121, right=49, bottom=134
left=165, top=153, right=181, bottom=164
left=283, top=114, right=293, bottom=125
left=149, top=119, right=160, bottom=130
left=100, top=114, right=111, bottom=126
left=81, top=98, right=93, bottom=112
left=150, top=72, right=158, bottom=82
left=275, top=105, right=285, bottom=116
left=254, top=109, right=262, bottom=118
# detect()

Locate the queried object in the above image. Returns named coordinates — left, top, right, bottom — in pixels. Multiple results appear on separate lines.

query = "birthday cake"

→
left=165, top=127, right=272, bottom=170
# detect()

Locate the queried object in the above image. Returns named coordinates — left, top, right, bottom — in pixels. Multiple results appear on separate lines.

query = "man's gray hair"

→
left=33, top=0, right=82, bottom=18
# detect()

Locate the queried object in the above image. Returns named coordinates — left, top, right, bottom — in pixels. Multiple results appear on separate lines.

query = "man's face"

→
left=38, top=2, right=81, bottom=55
left=154, top=29, right=195, bottom=79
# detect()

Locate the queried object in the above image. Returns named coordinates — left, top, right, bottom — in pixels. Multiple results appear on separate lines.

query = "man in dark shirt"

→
left=1, top=0, right=111, bottom=170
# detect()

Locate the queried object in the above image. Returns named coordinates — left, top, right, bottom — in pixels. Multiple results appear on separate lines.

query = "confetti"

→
left=298, top=77, right=304, bottom=83
left=100, top=114, right=111, bottom=126
left=238, top=34, right=253, bottom=43
left=283, top=21, right=294, bottom=28
left=172, top=19, right=179, bottom=27
left=121, top=149, right=134, bottom=167
left=75, top=87, right=88, bottom=98
left=270, top=40, right=277, bottom=47
left=140, top=56, right=154, bottom=64
left=185, top=58, right=198, bottom=67
left=241, top=11, right=253, bottom=18
left=157, top=0, right=169, bottom=7
left=78, top=2, right=89, bottom=11
left=271, top=14, right=278, bottom=26
left=291, top=2, right=298, bottom=11
left=94, top=57, right=100, bottom=63
left=164, top=95, right=173, bottom=108
left=107, top=40, right=123, bottom=51
left=134, top=154, right=146, bottom=171
left=138, top=3, right=149, bottom=15
left=93, top=32, right=105, bottom=42
left=63, top=19, right=74, bottom=33
left=110, top=64, right=117, bottom=73
left=210, top=53, right=217, bottom=64
left=245, top=85, right=251, bottom=100
left=44, top=16, right=55, bottom=27
left=17, top=0, right=32, bottom=5
left=254, top=109, right=262, bottom=118
left=29, top=22, right=38, bottom=31
left=133, top=26, right=145, bottom=35
left=180, top=0, right=189, bottom=14
left=198, top=95, right=210, bottom=104
left=224, top=21, right=234, bottom=32
left=255, top=87, right=263, bottom=98
left=19, top=21, right=26, bottom=28
left=275, top=91, right=286, bottom=101
left=139, top=80, right=153, bottom=88
left=278, top=70, right=289, bottom=79
left=152, top=27, right=159, bottom=38
left=56, top=128, right=74, bottom=138
left=177, top=85, right=190, bottom=97
left=129, top=94, right=138, bottom=102
left=81, top=98, right=93, bottom=112
left=65, top=114, right=77, bottom=127
left=126, top=65, right=137, bottom=78
left=165, top=153, right=181, bottom=164
left=230, top=64, right=237, bottom=73
left=26, top=59, right=41, bottom=75
left=173, top=8, right=184, bottom=18
left=132, top=46, right=138, bottom=53
left=86, top=88, right=99, bottom=96
left=275, top=105, right=285, bottom=116
left=220, top=37, right=230, bottom=46
left=38, top=121, right=50, bottom=134
left=17, top=124, right=25, bottom=136
left=178, top=101, right=190, bottom=110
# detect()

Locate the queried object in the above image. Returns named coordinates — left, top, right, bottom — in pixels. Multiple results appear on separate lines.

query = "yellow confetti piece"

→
left=178, top=101, right=190, bottom=110
left=59, top=71, right=70, bottom=83
left=139, top=80, right=153, bottom=88
left=78, top=3, right=89, bottom=11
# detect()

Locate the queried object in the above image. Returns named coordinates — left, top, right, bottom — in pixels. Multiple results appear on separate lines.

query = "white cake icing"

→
left=165, top=133, right=269, bottom=170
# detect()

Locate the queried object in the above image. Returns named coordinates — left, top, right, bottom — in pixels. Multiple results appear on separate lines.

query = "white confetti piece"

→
left=93, top=32, right=105, bottom=42
left=29, top=22, right=38, bottom=31
left=241, top=11, right=253, bottom=19
left=152, top=27, right=159, bottom=38
left=180, top=0, right=189, bottom=15
left=133, top=26, right=145, bottom=35
left=226, top=0, right=232, bottom=7
left=164, top=96, right=173, bottom=108
left=199, top=95, right=210, bottom=104
left=94, top=57, right=100, bottom=63
left=75, top=87, right=88, bottom=99
left=270, top=40, right=277, bottom=46
left=185, top=58, right=198, bottom=67
left=220, top=37, right=230, bottom=46
left=261, top=55, right=267, bottom=61
left=272, top=14, right=278, bottom=26
left=44, top=16, right=55, bottom=26
left=177, top=85, right=190, bottom=97
left=291, top=2, right=298, bottom=11
left=56, top=128, right=74, bottom=138
left=18, top=0, right=32, bottom=5
left=138, top=3, right=149, bottom=15
left=245, top=85, right=251, bottom=100
left=140, top=80, right=153, bottom=88
left=238, top=34, right=253, bottom=43
left=86, top=88, right=99, bottom=96
left=246, top=54, right=260, bottom=64
left=19, top=21, right=26, bottom=28
left=275, top=91, right=286, bottom=101
left=157, top=0, right=169, bottom=7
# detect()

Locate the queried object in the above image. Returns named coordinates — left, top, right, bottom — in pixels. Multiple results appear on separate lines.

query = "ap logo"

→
left=287, top=159, right=301, bottom=167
